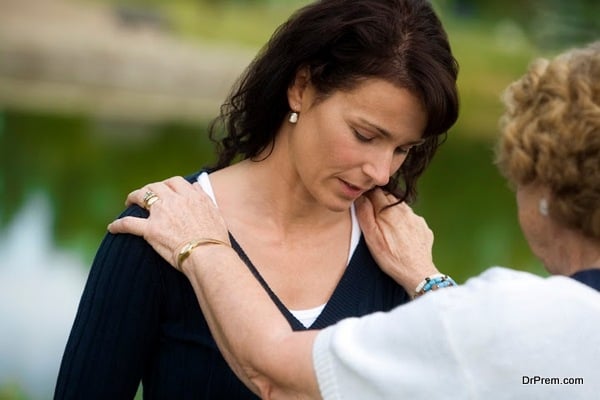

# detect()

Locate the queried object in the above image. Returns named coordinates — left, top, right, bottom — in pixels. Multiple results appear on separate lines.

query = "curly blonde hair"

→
left=496, top=41, right=600, bottom=238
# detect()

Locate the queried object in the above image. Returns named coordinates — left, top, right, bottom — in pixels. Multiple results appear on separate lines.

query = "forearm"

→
left=183, top=245, right=321, bottom=400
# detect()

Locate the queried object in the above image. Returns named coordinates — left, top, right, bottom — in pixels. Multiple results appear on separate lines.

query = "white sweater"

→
left=314, top=267, right=600, bottom=399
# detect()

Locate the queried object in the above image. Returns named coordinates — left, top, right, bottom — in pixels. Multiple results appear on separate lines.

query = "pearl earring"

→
left=539, top=198, right=549, bottom=216
left=289, top=112, right=299, bottom=124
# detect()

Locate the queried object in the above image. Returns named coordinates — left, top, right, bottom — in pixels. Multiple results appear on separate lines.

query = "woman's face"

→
left=287, top=77, right=427, bottom=211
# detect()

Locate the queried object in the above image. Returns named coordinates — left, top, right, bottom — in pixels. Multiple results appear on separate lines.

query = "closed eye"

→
left=395, top=139, right=425, bottom=155
left=395, top=146, right=412, bottom=155
left=353, top=129, right=374, bottom=143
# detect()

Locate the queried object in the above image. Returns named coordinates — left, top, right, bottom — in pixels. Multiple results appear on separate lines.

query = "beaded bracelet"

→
left=175, top=238, right=230, bottom=272
left=413, top=274, right=457, bottom=299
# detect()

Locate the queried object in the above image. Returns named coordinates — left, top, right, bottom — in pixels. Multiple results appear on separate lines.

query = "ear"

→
left=287, top=66, right=311, bottom=112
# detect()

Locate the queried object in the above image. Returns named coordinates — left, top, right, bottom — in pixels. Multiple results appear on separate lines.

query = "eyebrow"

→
left=358, top=118, right=426, bottom=146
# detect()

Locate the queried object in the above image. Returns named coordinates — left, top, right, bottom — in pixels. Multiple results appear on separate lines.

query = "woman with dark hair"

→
left=212, top=0, right=458, bottom=202
left=55, top=0, right=459, bottom=398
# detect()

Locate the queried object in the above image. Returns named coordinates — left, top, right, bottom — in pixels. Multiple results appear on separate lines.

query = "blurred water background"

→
left=0, top=0, right=598, bottom=398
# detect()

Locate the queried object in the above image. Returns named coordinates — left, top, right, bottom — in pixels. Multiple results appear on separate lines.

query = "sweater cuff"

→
left=312, top=326, right=340, bottom=400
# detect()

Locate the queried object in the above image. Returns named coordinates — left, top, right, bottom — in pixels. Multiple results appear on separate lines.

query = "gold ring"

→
left=143, top=191, right=159, bottom=210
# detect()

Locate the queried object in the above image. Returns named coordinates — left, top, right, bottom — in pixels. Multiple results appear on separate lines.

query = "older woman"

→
left=108, top=42, right=600, bottom=399
left=495, top=42, right=600, bottom=282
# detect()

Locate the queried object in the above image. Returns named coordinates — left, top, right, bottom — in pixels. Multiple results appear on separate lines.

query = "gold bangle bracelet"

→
left=175, top=238, right=230, bottom=272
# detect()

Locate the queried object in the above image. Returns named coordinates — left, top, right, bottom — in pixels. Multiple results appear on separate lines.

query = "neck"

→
left=214, top=133, right=349, bottom=236
left=249, top=161, right=344, bottom=225
left=556, top=231, right=600, bottom=275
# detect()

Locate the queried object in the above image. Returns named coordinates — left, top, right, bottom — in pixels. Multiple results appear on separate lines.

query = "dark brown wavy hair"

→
left=209, top=0, right=459, bottom=203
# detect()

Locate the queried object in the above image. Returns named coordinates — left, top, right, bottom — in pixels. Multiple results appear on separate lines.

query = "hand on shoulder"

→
left=356, top=188, right=439, bottom=292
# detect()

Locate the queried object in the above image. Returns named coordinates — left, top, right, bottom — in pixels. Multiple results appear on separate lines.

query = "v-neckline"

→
left=228, top=233, right=371, bottom=330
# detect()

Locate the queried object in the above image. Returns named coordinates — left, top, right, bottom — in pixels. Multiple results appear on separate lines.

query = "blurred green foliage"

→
left=107, top=0, right=312, bottom=47
left=442, top=0, right=599, bottom=50
left=103, top=0, right=599, bottom=50
left=0, top=110, right=214, bottom=257
left=0, top=383, right=29, bottom=400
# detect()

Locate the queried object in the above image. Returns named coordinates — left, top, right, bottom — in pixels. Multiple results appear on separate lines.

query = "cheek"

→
left=330, top=140, right=362, bottom=162
left=518, top=209, right=551, bottom=262
left=517, top=207, right=527, bottom=233
left=518, top=206, right=537, bottom=242
left=516, top=192, right=532, bottom=238
left=293, top=111, right=364, bottom=171
left=314, top=127, right=363, bottom=169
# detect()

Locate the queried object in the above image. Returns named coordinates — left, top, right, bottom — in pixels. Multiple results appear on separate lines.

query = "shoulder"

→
left=114, top=169, right=204, bottom=220
left=458, top=266, right=600, bottom=304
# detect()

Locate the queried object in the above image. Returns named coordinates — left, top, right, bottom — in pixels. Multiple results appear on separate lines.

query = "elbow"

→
left=238, top=350, right=300, bottom=399
left=252, top=378, right=303, bottom=400
left=242, top=334, right=319, bottom=400
left=227, top=331, right=319, bottom=399
left=244, top=368, right=278, bottom=399
left=256, top=382, right=276, bottom=400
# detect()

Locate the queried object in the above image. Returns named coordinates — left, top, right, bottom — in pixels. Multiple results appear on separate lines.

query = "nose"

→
left=362, top=151, right=401, bottom=187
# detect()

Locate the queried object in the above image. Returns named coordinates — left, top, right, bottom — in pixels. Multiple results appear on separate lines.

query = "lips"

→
left=344, top=181, right=362, bottom=191
left=338, top=178, right=367, bottom=198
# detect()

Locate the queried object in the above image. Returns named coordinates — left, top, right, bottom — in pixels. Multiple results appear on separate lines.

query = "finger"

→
left=125, top=188, right=140, bottom=207
left=107, top=216, right=148, bottom=236
left=163, top=176, right=192, bottom=193
left=125, top=185, right=159, bottom=207
left=396, top=202, right=417, bottom=218
left=127, top=181, right=174, bottom=209
left=191, top=181, right=205, bottom=194
left=365, top=188, right=394, bottom=211
left=191, top=182, right=219, bottom=207
left=356, top=196, right=377, bottom=235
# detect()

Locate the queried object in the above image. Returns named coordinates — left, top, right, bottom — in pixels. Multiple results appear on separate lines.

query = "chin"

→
left=323, top=196, right=354, bottom=213
left=328, top=204, right=352, bottom=213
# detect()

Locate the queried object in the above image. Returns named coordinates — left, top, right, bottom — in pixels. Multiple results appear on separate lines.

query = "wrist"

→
left=389, top=264, right=439, bottom=294
left=412, top=273, right=457, bottom=299
left=175, top=238, right=231, bottom=273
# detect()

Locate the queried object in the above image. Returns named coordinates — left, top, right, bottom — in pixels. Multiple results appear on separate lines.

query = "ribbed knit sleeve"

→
left=54, top=205, right=162, bottom=399
left=312, top=326, right=342, bottom=400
